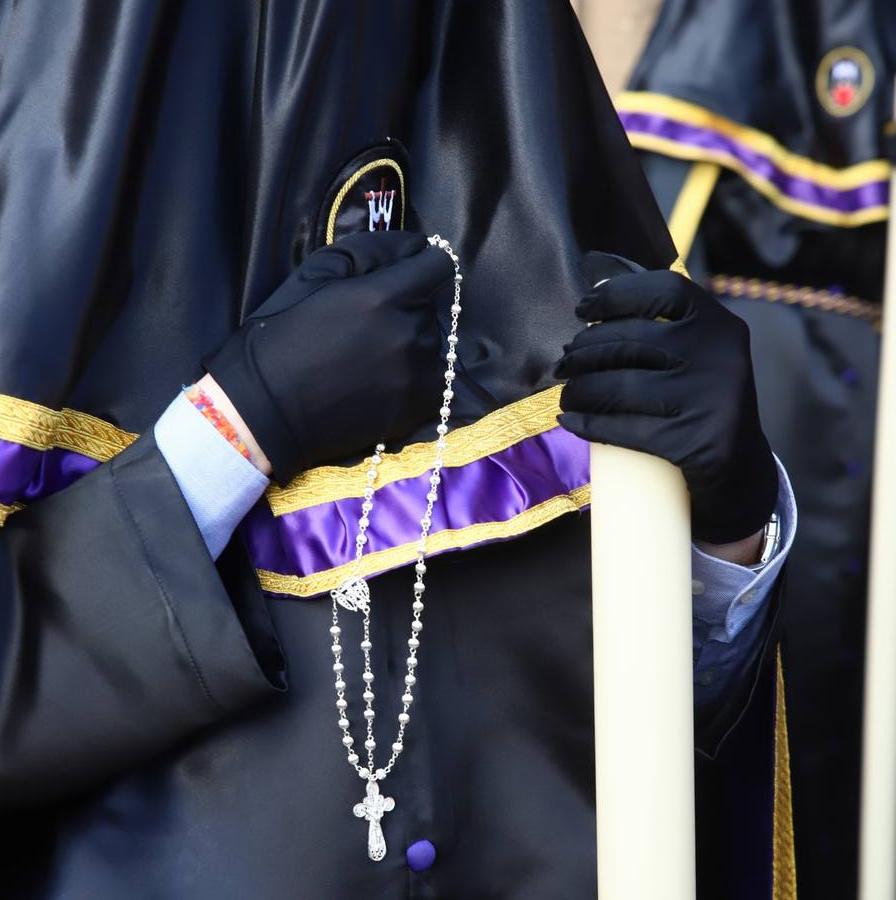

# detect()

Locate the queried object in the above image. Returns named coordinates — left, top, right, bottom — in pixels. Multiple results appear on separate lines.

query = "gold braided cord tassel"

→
left=773, top=646, right=798, bottom=900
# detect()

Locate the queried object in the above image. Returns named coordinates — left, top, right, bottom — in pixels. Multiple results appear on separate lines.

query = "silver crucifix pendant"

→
left=332, top=576, right=371, bottom=614
left=353, top=779, right=395, bottom=861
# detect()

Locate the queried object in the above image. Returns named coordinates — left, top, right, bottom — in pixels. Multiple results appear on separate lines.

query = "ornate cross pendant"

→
left=353, top=779, right=395, bottom=861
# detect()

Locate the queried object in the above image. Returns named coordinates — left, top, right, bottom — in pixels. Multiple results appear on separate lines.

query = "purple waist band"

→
left=619, top=110, right=890, bottom=215
left=0, top=439, right=101, bottom=505
left=0, top=426, right=591, bottom=597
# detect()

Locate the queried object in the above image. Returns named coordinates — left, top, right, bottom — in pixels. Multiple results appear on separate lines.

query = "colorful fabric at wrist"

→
left=183, top=384, right=254, bottom=462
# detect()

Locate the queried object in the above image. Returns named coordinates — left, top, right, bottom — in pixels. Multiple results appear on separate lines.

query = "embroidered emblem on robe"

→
left=317, top=140, right=409, bottom=246
left=816, top=47, right=875, bottom=117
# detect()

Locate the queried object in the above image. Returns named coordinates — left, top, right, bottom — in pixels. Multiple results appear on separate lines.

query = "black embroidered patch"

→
left=315, top=140, right=410, bottom=247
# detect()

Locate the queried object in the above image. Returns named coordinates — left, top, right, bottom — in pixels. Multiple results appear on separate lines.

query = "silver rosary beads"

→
left=329, top=235, right=463, bottom=862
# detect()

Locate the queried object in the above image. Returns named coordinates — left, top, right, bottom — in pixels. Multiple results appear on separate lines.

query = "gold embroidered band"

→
left=0, top=395, right=136, bottom=460
left=267, top=386, right=564, bottom=516
left=0, top=387, right=565, bottom=520
left=258, top=483, right=591, bottom=597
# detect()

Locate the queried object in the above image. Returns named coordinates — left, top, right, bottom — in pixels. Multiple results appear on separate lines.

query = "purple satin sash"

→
left=0, top=427, right=591, bottom=598
left=618, top=109, right=890, bottom=217
left=0, top=439, right=100, bottom=505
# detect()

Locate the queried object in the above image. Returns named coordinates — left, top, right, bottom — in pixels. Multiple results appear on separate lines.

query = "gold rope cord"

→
left=258, top=483, right=591, bottom=598
left=773, top=646, right=798, bottom=899
left=711, top=275, right=882, bottom=330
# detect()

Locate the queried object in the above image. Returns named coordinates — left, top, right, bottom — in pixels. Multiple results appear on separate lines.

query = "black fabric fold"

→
left=0, top=1, right=783, bottom=895
left=0, top=434, right=284, bottom=808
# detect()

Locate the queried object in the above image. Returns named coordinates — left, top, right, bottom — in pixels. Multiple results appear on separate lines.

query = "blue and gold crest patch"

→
left=816, top=47, right=875, bottom=117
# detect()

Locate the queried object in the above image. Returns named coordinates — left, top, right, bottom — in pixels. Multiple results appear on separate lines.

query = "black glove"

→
left=206, top=231, right=455, bottom=484
left=556, top=268, right=778, bottom=544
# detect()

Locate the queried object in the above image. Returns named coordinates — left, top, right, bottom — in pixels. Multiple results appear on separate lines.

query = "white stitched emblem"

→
left=364, top=181, right=396, bottom=232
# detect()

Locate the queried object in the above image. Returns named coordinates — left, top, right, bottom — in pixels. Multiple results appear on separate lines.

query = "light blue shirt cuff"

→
left=690, top=456, right=796, bottom=705
left=154, top=392, right=270, bottom=560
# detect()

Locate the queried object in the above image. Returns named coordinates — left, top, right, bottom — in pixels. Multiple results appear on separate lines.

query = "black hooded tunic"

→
left=0, top=2, right=783, bottom=897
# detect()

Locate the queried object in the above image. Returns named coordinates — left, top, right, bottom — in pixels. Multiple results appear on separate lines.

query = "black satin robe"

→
left=0, top=2, right=781, bottom=897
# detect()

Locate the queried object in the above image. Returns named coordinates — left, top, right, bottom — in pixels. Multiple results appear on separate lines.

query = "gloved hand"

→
left=206, top=231, right=455, bottom=484
left=556, top=268, right=778, bottom=543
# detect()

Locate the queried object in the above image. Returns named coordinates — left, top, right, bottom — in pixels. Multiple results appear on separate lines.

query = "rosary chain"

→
left=329, top=235, right=462, bottom=784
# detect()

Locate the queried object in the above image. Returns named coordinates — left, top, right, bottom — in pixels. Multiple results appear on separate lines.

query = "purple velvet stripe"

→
left=243, top=425, right=591, bottom=592
left=619, top=110, right=890, bottom=214
left=0, top=438, right=100, bottom=505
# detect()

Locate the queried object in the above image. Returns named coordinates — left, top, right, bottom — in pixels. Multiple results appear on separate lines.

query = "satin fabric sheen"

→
left=0, top=441, right=100, bottom=506
left=246, top=425, right=590, bottom=585
left=0, top=3, right=783, bottom=899
left=0, top=0, right=673, bottom=426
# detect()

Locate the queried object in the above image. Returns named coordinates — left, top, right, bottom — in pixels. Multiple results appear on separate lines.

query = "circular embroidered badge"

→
left=816, top=47, right=875, bottom=117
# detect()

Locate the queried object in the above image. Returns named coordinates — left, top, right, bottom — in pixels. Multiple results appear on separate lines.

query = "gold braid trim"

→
left=0, top=394, right=137, bottom=461
left=711, top=275, right=882, bottom=331
left=56, top=408, right=137, bottom=459
left=0, top=502, right=23, bottom=526
left=0, top=395, right=62, bottom=451
left=257, top=483, right=591, bottom=597
left=267, top=386, right=564, bottom=516
left=0, top=388, right=565, bottom=519
left=773, top=646, right=798, bottom=900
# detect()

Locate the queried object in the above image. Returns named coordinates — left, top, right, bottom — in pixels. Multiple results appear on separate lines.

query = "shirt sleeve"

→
left=691, top=456, right=796, bottom=709
left=154, top=392, right=270, bottom=560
